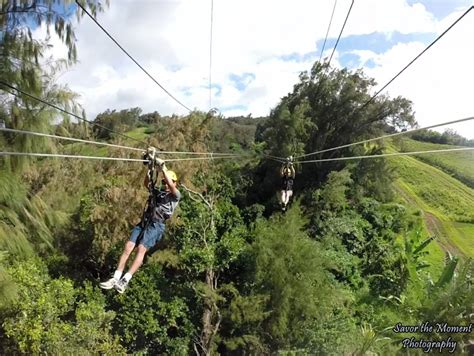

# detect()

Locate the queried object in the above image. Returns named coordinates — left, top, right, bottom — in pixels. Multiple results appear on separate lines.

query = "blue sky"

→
left=407, top=0, right=472, bottom=19
left=42, top=0, right=473, bottom=138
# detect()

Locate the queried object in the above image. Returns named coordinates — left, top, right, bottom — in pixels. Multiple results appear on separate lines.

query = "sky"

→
left=42, top=0, right=474, bottom=138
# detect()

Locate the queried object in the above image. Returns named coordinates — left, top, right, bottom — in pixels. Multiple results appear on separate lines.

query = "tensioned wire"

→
left=295, top=147, right=474, bottom=164
left=0, top=152, right=241, bottom=162
left=0, top=127, right=143, bottom=152
left=209, top=0, right=214, bottom=110
left=297, top=6, right=474, bottom=160
left=356, top=5, right=474, bottom=114
left=296, top=116, right=474, bottom=158
left=319, top=0, right=338, bottom=63
left=0, top=127, right=241, bottom=156
left=0, top=151, right=147, bottom=162
left=0, top=80, right=148, bottom=145
left=327, top=0, right=354, bottom=67
left=75, top=0, right=192, bottom=113
left=0, top=86, right=243, bottom=156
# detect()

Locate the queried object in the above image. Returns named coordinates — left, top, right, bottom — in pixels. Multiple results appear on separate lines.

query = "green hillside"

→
left=390, top=140, right=474, bottom=258
left=397, top=137, right=474, bottom=188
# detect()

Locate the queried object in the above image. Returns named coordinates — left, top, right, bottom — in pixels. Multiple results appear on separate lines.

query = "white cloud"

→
left=347, top=8, right=474, bottom=137
left=33, top=0, right=473, bottom=138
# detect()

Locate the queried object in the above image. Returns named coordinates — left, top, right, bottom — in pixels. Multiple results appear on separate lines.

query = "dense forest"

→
left=1, top=1, right=473, bottom=354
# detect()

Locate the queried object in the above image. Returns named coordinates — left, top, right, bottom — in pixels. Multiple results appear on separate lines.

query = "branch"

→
left=181, top=184, right=212, bottom=209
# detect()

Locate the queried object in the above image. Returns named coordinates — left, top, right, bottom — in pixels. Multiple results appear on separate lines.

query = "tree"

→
left=0, top=258, right=125, bottom=354
left=249, top=204, right=357, bottom=353
left=172, top=171, right=247, bottom=355
left=93, top=108, right=142, bottom=140
left=1, top=0, right=107, bottom=171
left=0, top=0, right=109, bottom=307
left=256, top=62, right=415, bottom=190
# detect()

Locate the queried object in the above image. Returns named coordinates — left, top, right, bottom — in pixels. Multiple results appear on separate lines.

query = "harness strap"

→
left=136, top=156, right=157, bottom=244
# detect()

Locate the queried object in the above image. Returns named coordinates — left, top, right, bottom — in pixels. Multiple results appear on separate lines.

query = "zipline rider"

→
left=100, top=147, right=180, bottom=293
left=279, top=157, right=295, bottom=211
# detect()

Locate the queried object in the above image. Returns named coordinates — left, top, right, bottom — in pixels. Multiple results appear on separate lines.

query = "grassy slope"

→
left=397, top=138, right=474, bottom=188
left=388, top=141, right=474, bottom=259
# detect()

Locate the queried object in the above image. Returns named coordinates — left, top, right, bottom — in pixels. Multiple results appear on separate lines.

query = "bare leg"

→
left=117, top=241, right=136, bottom=272
left=127, top=244, right=148, bottom=275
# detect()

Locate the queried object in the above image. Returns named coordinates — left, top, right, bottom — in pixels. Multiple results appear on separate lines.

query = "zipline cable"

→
left=75, top=0, right=192, bottom=113
left=357, top=5, right=473, bottom=112
left=297, top=6, right=474, bottom=160
left=0, top=127, right=144, bottom=152
left=295, top=147, right=474, bottom=164
left=0, top=151, right=240, bottom=162
left=297, top=116, right=474, bottom=158
left=262, top=154, right=287, bottom=163
left=313, top=0, right=354, bottom=98
left=0, top=127, right=241, bottom=156
left=327, top=0, right=354, bottom=67
left=209, top=0, right=214, bottom=110
left=319, top=0, right=338, bottom=62
left=164, top=155, right=240, bottom=162
left=0, top=151, right=147, bottom=162
left=0, top=80, right=148, bottom=145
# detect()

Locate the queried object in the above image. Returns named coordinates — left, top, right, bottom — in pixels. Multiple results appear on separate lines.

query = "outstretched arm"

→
left=162, top=168, right=179, bottom=197
left=154, top=157, right=179, bottom=197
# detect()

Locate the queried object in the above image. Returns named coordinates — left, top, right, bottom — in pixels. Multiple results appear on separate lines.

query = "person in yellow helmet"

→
left=100, top=152, right=180, bottom=293
left=279, top=159, right=295, bottom=211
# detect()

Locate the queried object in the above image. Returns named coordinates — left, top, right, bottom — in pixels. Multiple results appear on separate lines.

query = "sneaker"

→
left=114, top=278, right=129, bottom=294
left=99, top=277, right=118, bottom=290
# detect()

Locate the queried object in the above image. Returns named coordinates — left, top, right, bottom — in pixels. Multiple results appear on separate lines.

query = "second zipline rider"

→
left=100, top=147, right=180, bottom=293
left=279, top=157, right=295, bottom=212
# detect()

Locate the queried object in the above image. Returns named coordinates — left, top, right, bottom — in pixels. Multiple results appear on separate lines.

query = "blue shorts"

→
left=129, top=221, right=165, bottom=249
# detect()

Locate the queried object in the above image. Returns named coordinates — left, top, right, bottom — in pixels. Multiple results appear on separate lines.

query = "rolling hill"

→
left=390, top=138, right=474, bottom=261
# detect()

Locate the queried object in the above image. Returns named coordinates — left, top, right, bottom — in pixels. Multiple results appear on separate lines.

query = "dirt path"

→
left=394, top=185, right=465, bottom=257
left=423, top=212, right=464, bottom=257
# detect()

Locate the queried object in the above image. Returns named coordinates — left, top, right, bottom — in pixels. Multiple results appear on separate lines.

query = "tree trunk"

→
left=197, top=268, right=221, bottom=356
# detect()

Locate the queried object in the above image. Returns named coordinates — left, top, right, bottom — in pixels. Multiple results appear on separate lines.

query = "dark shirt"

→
left=281, top=176, right=294, bottom=191
left=150, top=189, right=181, bottom=222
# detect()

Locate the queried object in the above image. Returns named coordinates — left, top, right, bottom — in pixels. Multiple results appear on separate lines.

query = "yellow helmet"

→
left=166, top=170, right=178, bottom=182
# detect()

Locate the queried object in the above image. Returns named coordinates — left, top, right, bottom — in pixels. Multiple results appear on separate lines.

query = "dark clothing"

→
left=150, top=189, right=181, bottom=222
left=281, top=176, right=294, bottom=191
left=142, top=187, right=181, bottom=224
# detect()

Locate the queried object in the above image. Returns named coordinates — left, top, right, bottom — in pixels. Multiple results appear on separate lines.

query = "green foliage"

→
left=392, top=152, right=474, bottom=223
left=0, top=0, right=106, bottom=172
left=257, top=63, right=415, bottom=187
left=305, top=169, right=415, bottom=297
left=417, top=259, right=474, bottom=350
left=0, top=252, right=17, bottom=308
left=110, top=263, right=194, bottom=354
left=0, top=258, right=124, bottom=354
left=402, top=226, right=435, bottom=280
left=398, top=137, right=474, bottom=189
left=208, top=115, right=265, bottom=153
left=0, top=169, right=64, bottom=261
left=56, top=178, right=146, bottom=278
left=93, top=108, right=142, bottom=140
left=173, top=172, right=246, bottom=274
left=350, top=147, right=396, bottom=202
left=411, top=128, right=474, bottom=147
left=250, top=204, right=356, bottom=353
